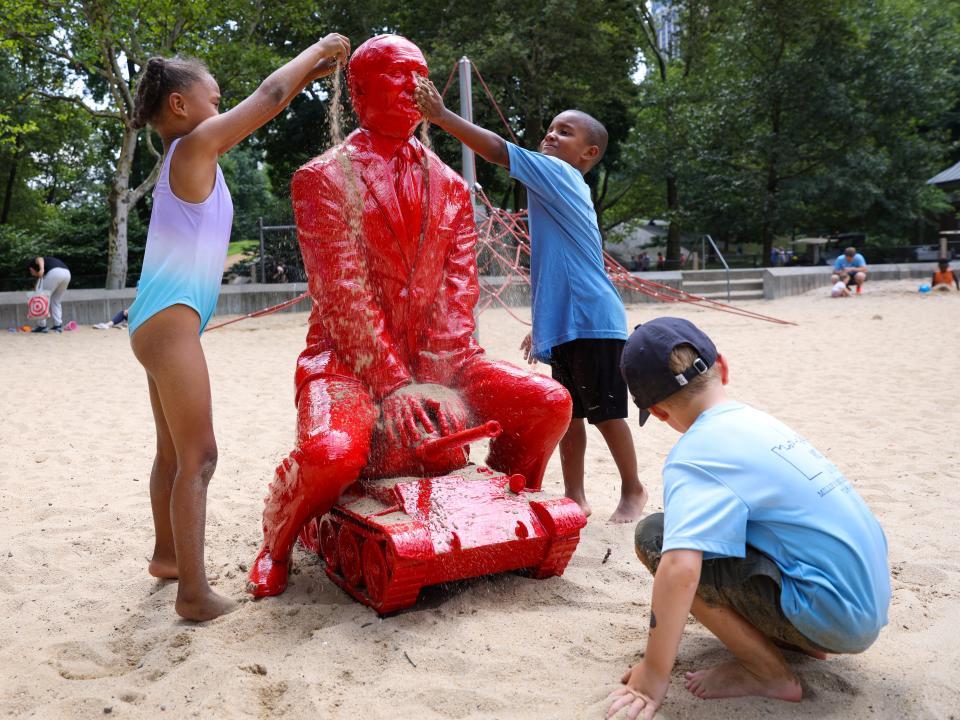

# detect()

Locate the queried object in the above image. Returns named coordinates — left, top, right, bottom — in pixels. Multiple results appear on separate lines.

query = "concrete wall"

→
left=620, top=271, right=683, bottom=304
left=478, top=271, right=682, bottom=308
left=0, top=283, right=310, bottom=328
left=1, top=263, right=940, bottom=328
left=763, top=263, right=938, bottom=299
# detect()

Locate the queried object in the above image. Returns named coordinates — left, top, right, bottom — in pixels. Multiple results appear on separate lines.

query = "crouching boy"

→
left=606, top=317, right=890, bottom=720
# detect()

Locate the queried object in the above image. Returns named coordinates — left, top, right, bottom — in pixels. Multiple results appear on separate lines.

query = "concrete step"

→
left=683, top=279, right=764, bottom=295
left=694, top=289, right=766, bottom=301
left=683, top=268, right=764, bottom=281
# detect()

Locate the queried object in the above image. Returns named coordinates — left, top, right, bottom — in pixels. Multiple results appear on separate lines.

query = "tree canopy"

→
left=1, top=0, right=958, bottom=286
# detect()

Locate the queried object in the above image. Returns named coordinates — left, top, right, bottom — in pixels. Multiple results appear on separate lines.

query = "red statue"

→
left=247, top=35, right=577, bottom=601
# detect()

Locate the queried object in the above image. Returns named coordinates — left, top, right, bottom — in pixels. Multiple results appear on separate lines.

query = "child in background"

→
left=128, top=34, right=350, bottom=620
left=606, top=317, right=890, bottom=719
left=932, top=258, right=958, bottom=291
left=830, top=278, right=850, bottom=297
left=93, top=308, right=128, bottom=329
left=415, top=77, right=647, bottom=522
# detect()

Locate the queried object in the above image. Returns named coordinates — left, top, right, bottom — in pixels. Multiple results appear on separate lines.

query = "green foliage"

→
left=250, top=0, right=642, bottom=210
left=0, top=0, right=958, bottom=283
left=219, top=144, right=277, bottom=241
left=624, top=0, right=960, bottom=262
left=0, top=203, right=146, bottom=288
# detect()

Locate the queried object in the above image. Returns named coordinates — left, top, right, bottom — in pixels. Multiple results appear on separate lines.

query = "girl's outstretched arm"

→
left=184, top=34, right=350, bottom=158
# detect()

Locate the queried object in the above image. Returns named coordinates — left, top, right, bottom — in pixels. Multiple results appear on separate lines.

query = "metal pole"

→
left=258, top=216, right=266, bottom=284
left=458, top=56, right=477, bottom=198
left=458, top=56, right=480, bottom=342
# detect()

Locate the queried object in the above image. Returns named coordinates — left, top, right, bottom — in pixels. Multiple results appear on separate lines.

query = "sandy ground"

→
left=1, top=280, right=959, bottom=719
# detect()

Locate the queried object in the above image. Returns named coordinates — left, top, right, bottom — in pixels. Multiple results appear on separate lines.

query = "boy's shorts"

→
left=550, top=338, right=628, bottom=425
left=634, top=513, right=834, bottom=655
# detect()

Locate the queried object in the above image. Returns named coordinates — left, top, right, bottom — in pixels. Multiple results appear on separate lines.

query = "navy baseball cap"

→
left=620, top=317, right=718, bottom=426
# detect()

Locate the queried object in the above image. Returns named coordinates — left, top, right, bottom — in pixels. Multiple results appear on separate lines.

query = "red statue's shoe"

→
left=247, top=545, right=289, bottom=597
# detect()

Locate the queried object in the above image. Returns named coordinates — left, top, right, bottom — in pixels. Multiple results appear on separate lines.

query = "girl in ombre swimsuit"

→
left=128, top=34, right=350, bottom=621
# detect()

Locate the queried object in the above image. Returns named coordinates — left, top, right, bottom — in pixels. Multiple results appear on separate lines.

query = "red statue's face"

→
left=349, top=35, right=428, bottom=139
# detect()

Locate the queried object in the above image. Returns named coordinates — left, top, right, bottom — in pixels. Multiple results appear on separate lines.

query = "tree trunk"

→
left=760, top=169, right=780, bottom=264
left=665, top=174, right=682, bottom=269
left=761, top=96, right=783, bottom=267
left=1, top=138, right=23, bottom=225
left=105, top=125, right=138, bottom=289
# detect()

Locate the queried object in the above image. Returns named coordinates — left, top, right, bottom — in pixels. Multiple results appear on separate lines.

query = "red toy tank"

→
left=297, top=421, right=587, bottom=614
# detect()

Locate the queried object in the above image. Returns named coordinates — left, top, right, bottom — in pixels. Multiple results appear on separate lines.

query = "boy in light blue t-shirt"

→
left=605, top=317, right=890, bottom=720
left=415, top=76, right=647, bottom=523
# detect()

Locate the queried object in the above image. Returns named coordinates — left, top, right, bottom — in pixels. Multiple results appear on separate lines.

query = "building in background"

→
left=928, top=160, right=960, bottom=235
left=651, top=1, right=681, bottom=58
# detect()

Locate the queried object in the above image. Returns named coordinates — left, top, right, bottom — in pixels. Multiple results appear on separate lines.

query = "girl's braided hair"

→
left=132, top=56, right=209, bottom=129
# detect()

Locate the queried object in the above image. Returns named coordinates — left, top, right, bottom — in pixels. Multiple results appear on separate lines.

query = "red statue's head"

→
left=349, top=35, right=428, bottom=139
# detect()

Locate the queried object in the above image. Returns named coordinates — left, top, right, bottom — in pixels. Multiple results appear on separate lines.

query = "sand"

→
left=1, top=280, right=958, bottom=719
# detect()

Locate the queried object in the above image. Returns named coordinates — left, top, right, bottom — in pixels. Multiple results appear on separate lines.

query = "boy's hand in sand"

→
left=606, top=661, right=667, bottom=720
left=520, top=333, right=537, bottom=365
left=311, top=33, right=351, bottom=79
left=414, top=76, right=445, bottom=121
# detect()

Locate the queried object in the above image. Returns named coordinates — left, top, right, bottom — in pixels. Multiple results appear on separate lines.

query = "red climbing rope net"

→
left=209, top=59, right=794, bottom=332
left=464, top=63, right=793, bottom=327
left=471, top=186, right=793, bottom=326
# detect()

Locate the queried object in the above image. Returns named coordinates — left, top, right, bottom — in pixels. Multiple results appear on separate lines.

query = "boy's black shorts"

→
left=550, top=338, right=628, bottom=425
left=634, top=513, right=835, bottom=655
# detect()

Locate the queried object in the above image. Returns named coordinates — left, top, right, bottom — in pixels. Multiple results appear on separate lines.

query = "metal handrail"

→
left=700, top=234, right=731, bottom=302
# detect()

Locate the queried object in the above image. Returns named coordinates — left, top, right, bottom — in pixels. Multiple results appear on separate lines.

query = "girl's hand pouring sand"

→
left=310, top=33, right=351, bottom=79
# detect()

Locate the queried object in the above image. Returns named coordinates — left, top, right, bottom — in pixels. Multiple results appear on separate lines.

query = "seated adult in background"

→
left=831, top=247, right=867, bottom=295
left=932, top=258, right=958, bottom=292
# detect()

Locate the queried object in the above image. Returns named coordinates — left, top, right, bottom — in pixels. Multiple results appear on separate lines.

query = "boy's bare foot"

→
left=175, top=589, right=236, bottom=622
left=609, top=485, right=648, bottom=523
left=565, top=493, right=592, bottom=518
left=148, top=557, right=179, bottom=579
left=683, top=659, right=802, bottom=702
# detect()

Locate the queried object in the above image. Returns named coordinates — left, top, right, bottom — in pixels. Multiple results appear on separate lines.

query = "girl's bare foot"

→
left=565, top=493, right=592, bottom=518
left=684, top=659, right=802, bottom=701
left=609, top=485, right=648, bottom=523
left=148, top=556, right=179, bottom=579
left=175, top=588, right=236, bottom=622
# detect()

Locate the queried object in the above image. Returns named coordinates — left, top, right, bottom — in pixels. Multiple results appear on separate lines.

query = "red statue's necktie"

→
left=394, top=143, right=424, bottom=255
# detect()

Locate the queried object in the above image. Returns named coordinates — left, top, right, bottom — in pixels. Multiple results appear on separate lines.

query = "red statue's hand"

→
left=381, top=384, right=468, bottom=448
left=423, top=390, right=469, bottom=438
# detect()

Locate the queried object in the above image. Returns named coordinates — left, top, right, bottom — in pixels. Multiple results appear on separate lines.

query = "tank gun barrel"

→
left=415, top=420, right=502, bottom=459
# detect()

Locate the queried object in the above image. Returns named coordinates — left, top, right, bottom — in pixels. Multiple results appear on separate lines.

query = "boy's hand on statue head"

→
left=414, top=76, right=445, bottom=121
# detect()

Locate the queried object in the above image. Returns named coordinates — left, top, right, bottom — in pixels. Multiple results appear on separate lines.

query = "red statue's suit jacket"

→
left=291, top=128, right=482, bottom=401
